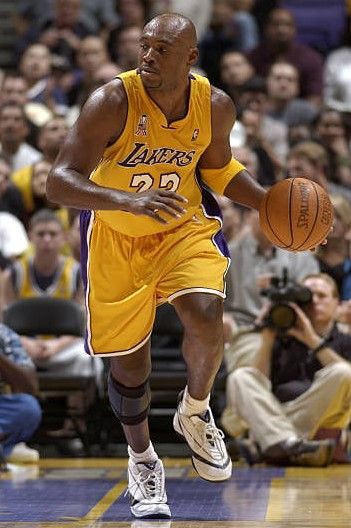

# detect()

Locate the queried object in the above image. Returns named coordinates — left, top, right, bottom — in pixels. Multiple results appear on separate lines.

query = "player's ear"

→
left=188, top=47, right=199, bottom=66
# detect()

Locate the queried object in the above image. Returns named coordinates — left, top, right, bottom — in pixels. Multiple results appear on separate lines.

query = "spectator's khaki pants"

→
left=225, top=362, right=351, bottom=451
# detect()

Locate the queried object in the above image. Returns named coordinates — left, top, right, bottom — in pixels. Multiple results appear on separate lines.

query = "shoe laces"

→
left=127, top=462, right=164, bottom=502
left=198, top=413, right=225, bottom=455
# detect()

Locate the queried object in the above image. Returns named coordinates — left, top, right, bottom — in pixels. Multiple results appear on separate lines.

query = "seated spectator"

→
left=17, top=0, right=95, bottom=68
left=220, top=51, right=255, bottom=102
left=11, top=116, right=69, bottom=226
left=14, top=0, right=119, bottom=37
left=265, top=62, right=318, bottom=126
left=0, top=323, right=42, bottom=465
left=286, top=140, right=351, bottom=201
left=281, top=0, right=346, bottom=56
left=115, top=0, right=148, bottom=28
left=19, top=43, right=67, bottom=112
left=287, top=123, right=312, bottom=148
left=231, top=145, right=259, bottom=181
left=240, top=108, right=279, bottom=185
left=0, top=156, right=25, bottom=222
left=0, top=103, right=41, bottom=172
left=237, top=77, right=289, bottom=166
left=199, top=0, right=259, bottom=88
left=313, top=108, right=351, bottom=188
left=316, top=195, right=351, bottom=301
left=66, top=36, right=110, bottom=108
left=224, top=208, right=319, bottom=329
left=246, top=8, right=324, bottom=105
left=1, top=209, right=103, bottom=384
left=108, top=24, right=142, bottom=72
left=0, top=73, right=43, bottom=145
left=226, top=273, right=351, bottom=465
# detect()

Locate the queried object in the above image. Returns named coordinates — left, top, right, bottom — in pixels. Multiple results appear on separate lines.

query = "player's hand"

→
left=127, top=190, right=188, bottom=224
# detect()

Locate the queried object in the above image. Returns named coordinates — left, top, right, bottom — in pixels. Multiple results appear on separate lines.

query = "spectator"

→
left=281, top=0, right=346, bottom=56
left=11, top=116, right=69, bottom=226
left=19, top=43, right=67, bottom=112
left=220, top=51, right=255, bottom=102
left=224, top=209, right=319, bottom=329
left=226, top=273, right=351, bottom=465
left=313, top=108, right=351, bottom=188
left=237, top=77, right=289, bottom=166
left=108, top=24, right=142, bottom=72
left=0, top=156, right=25, bottom=222
left=221, top=208, right=319, bottom=437
left=265, top=62, right=318, bottom=127
left=0, top=73, right=29, bottom=108
left=231, top=145, right=259, bottom=181
left=17, top=0, right=94, bottom=68
left=0, top=73, right=48, bottom=144
left=0, top=103, right=41, bottom=172
left=115, top=0, right=148, bottom=28
left=1, top=210, right=103, bottom=439
left=316, top=195, right=351, bottom=301
left=286, top=140, right=351, bottom=201
left=246, top=8, right=324, bottom=105
left=199, top=0, right=259, bottom=88
left=14, top=0, right=119, bottom=37
left=67, top=36, right=110, bottom=107
left=0, top=323, right=42, bottom=465
left=287, top=123, right=312, bottom=148
left=240, top=107, right=279, bottom=185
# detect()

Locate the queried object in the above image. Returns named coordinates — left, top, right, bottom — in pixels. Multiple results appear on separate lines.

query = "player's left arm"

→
left=198, top=86, right=266, bottom=211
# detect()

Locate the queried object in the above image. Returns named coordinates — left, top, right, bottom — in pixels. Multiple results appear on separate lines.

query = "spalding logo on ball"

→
left=259, top=177, right=334, bottom=251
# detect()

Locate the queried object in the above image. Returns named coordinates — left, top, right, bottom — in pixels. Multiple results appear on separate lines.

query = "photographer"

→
left=226, top=273, right=351, bottom=466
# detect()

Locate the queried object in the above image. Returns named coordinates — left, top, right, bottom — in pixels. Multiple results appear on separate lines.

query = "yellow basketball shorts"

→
left=80, top=207, right=230, bottom=356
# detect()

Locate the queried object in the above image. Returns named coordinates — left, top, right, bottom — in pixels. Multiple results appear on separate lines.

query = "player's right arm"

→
left=46, top=80, right=186, bottom=222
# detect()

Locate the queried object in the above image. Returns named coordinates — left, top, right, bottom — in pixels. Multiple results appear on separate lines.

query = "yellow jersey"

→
left=90, top=70, right=212, bottom=237
left=13, top=254, right=80, bottom=300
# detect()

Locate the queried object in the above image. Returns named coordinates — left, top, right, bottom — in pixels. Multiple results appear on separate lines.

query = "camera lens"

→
left=269, top=303, right=296, bottom=330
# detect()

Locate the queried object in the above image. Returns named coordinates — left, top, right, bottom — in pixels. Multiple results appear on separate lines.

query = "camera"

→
left=260, top=268, right=312, bottom=331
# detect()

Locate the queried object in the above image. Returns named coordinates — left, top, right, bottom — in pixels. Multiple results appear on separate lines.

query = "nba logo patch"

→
left=135, top=114, right=148, bottom=136
left=191, top=128, right=199, bottom=141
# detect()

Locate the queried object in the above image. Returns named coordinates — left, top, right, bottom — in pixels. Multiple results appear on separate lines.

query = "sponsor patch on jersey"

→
left=191, top=128, right=199, bottom=141
left=135, top=114, right=148, bottom=136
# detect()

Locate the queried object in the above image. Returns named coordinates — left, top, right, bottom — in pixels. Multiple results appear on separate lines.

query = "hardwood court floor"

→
left=1, top=458, right=350, bottom=528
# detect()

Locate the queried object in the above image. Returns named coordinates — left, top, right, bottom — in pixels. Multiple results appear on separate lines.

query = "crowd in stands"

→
left=0, top=0, right=351, bottom=465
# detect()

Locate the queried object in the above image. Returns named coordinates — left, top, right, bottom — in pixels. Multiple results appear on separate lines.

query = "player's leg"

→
left=172, top=292, right=232, bottom=482
left=109, top=343, right=170, bottom=519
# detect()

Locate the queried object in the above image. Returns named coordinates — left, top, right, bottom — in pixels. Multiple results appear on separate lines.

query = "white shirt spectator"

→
left=0, top=212, right=29, bottom=259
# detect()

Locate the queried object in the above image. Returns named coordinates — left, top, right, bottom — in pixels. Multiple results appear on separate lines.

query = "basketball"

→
left=259, top=177, right=334, bottom=251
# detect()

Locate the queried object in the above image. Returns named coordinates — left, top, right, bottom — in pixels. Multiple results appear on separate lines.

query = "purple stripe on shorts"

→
left=201, top=187, right=230, bottom=258
left=79, top=210, right=92, bottom=354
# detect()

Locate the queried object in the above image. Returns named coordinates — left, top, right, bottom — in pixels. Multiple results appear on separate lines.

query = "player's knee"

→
left=107, top=373, right=151, bottom=425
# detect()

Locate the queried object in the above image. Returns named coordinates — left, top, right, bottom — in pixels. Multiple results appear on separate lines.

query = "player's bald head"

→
left=144, top=13, right=197, bottom=48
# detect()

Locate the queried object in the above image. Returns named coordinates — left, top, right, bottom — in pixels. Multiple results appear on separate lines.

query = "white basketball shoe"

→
left=127, top=457, right=171, bottom=519
left=173, top=394, right=232, bottom=482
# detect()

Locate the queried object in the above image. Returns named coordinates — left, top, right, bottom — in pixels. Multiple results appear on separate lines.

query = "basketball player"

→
left=47, top=14, right=266, bottom=519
